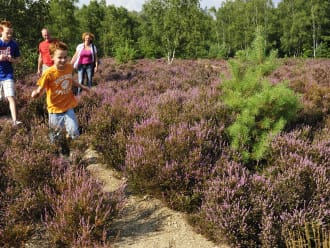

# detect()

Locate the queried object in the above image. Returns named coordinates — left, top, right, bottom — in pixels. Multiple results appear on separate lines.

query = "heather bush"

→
left=270, top=59, right=330, bottom=127
left=88, top=85, right=152, bottom=167
left=259, top=129, right=330, bottom=246
left=74, top=92, right=103, bottom=134
left=88, top=104, right=131, bottom=168
left=154, top=89, right=188, bottom=127
left=181, top=86, right=228, bottom=126
left=0, top=126, right=72, bottom=246
left=44, top=167, right=126, bottom=247
left=200, top=160, right=263, bottom=247
left=0, top=160, right=6, bottom=193
left=198, top=123, right=330, bottom=247
left=0, top=187, right=49, bottom=246
left=19, top=96, right=47, bottom=128
left=268, top=127, right=330, bottom=170
left=0, top=100, right=10, bottom=116
left=2, top=55, right=329, bottom=247
left=263, top=162, right=330, bottom=246
left=125, top=133, right=165, bottom=191
left=0, top=121, right=18, bottom=152
left=0, top=221, right=34, bottom=247
left=126, top=116, right=226, bottom=211
left=3, top=126, right=59, bottom=190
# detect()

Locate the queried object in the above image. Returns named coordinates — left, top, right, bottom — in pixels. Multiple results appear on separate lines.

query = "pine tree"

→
left=220, top=26, right=301, bottom=163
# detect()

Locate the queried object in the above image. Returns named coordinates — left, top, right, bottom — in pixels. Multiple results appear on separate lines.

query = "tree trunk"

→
left=167, top=49, right=175, bottom=64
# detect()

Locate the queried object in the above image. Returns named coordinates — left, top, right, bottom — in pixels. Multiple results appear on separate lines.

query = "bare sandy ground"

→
left=85, top=148, right=229, bottom=248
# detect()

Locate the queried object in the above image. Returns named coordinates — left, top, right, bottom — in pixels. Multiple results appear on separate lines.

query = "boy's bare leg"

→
left=7, top=96, right=19, bottom=124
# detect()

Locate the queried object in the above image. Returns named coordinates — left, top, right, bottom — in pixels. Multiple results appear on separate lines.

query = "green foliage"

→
left=48, top=0, right=79, bottom=45
left=208, top=43, right=228, bottom=59
left=114, top=41, right=137, bottom=64
left=316, top=42, right=330, bottom=58
left=214, top=0, right=278, bottom=57
left=15, top=46, right=39, bottom=78
left=1, top=0, right=330, bottom=75
left=99, top=6, right=139, bottom=57
left=220, top=27, right=301, bottom=162
left=278, top=0, right=330, bottom=57
left=140, top=0, right=211, bottom=60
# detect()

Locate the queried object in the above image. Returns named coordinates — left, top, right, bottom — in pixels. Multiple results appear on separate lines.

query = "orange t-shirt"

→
left=37, top=63, right=77, bottom=114
left=39, top=40, right=54, bottom=66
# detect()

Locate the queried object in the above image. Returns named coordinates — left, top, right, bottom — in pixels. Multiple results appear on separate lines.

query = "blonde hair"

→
left=82, top=32, right=95, bottom=42
left=0, top=20, right=13, bottom=32
left=49, top=41, right=68, bottom=56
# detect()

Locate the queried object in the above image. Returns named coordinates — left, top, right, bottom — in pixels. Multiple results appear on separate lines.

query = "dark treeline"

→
left=1, top=0, right=330, bottom=70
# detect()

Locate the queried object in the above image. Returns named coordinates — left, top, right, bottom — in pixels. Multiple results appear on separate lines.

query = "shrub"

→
left=200, top=160, right=263, bottom=247
left=14, top=45, right=39, bottom=79
left=259, top=128, right=330, bottom=246
left=272, top=59, right=330, bottom=127
left=44, top=167, right=126, bottom=247
left=154, top=89, right=187, bottom=127
left=88, top=86, right=151, bottom=167
left=115, top=41, right=136, bottom=64
left=88, top=104, right=131, bottom=168
left=208, top=43, right=228, bottom=59
left=3, top=127, right=60, bottom=190
left=220, top=26, right=301, bottom=162
left=125, top=117, right=226, bottom=212
left=74, top=92, right=102, bottom=134
left=125, top=131, right=165, bottom=191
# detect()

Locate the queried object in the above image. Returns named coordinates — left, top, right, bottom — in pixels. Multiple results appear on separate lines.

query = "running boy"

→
left=31, top=41, right=90, bottom=142
left=0, top=20, right=21, bottom=126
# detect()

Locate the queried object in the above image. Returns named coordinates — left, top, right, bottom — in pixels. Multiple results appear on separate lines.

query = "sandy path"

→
left=86, top=149, right=229, bottom=248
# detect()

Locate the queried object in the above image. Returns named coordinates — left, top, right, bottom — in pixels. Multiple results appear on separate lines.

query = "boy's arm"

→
left=31, top=86, right=44, bottom=98
left=72, top=80, right=91, bottom=94
left=70, top=51, right=78, bottom=65
left=2, top=54, right=20, bottom=63
left=37, top=53, right=43, bottom=75
left=8, top=56, right=21, bottom=64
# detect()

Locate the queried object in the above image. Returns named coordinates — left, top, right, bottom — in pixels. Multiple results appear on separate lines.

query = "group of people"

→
left=0, top=20, right=99, bottom=145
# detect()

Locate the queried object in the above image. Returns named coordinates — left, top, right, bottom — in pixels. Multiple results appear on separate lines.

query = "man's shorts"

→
left=42, top=64, right=51, bottom=73
left=0, top=79, right=15, bottom=98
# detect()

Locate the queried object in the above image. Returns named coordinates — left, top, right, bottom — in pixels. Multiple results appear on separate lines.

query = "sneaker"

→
left=13, top=120, right=23, bottom=126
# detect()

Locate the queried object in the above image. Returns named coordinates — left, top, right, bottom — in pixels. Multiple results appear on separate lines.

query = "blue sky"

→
left=78, top=0, right=282, bottom=11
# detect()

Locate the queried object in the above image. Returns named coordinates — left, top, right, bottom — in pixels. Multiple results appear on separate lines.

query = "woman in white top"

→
left=71, top=32, right=98, bottom=94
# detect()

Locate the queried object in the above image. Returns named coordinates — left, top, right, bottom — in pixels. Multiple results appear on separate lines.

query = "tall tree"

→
left=141, top=0, right=208, bottom=62
left=48, top=0, right=79, bottom=49
left=215, top=0, right=275, bottom=57
left=0, top=0, right=50, bottom=48
left=98, top=5, right=139, bottom=57
left=278, top=0, right=311, bottom=57
left=277, top=0, right=330, bottom=57
left=309, top=0, right=330, bottom=57
left=74, top=0, right=106, bottom=51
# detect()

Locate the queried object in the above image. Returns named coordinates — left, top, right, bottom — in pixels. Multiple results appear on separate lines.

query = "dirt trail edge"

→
left=85, top=148, right=229, bottom=248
